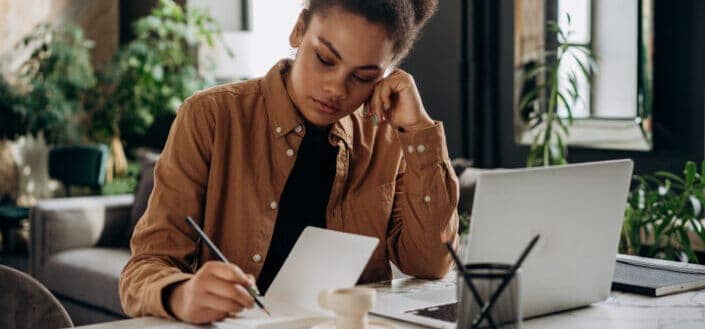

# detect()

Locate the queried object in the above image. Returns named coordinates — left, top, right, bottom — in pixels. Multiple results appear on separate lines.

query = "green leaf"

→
left=685, top=161, right=697, bottom=187
left=679, top=229, right=698, bottom=264
left=575, top=56, right=593, bottom=81
left=556, top=134, right=567, bottom=164
left=556, top=91, right=574, bottom=125
left=655, top=171, right=686, bottom=185
left=518, top=89, right=539, bottom=111
left=556, top=114, right=569, bottom=136
left=521, top=64, right=549, bottom=81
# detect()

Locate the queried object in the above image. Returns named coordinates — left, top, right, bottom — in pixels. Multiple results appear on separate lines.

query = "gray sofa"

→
left=29, top=194, right=134, bottom=324
left=28, top=149, right=158, bottom=325
left=28, top=157, right=477, bottom=325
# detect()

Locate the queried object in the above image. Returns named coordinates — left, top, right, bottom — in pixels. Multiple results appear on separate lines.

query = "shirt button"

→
left=295, top=125, right=303, bottom=133
left=424, top=195, right=431, bottom=203
left=270, top=201, right=278, bottom=209
left=252, top=254, right=262, bottom=263
left=407, top=145, right=415, bottom=153
left=275, top=126, right=282, bottom=134
left=286, top=149, right=295, bottom=157
left=417, top=144, right=426, bottom=153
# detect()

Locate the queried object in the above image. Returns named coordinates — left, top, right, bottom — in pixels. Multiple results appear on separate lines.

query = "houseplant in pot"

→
left=621, top=161, right=705, bottom=263
left=2, top=23, right=96, bottom=203
left=88, top=0, right=230, bottom=178
left=517, top=15, right=597, bottom=167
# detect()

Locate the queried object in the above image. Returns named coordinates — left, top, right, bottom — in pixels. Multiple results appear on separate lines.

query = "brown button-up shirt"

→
left=119, top=60, right=459, bottom=319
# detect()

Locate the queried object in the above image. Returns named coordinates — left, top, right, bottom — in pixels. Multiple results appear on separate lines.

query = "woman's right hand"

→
left=167, top=261, right=257, bottom=324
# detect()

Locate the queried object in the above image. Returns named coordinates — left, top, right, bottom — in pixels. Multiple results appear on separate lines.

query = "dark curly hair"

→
left=302, top=0, right=439, bottom=62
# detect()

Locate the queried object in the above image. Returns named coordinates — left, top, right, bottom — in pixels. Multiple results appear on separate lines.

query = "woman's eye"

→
left=353, top=75, right=374, bottom=84
left=316, top=52, right=334, bottom=66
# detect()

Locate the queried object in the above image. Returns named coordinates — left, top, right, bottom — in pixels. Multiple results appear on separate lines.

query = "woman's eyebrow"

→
left=318, top=36, right=382, bottom=71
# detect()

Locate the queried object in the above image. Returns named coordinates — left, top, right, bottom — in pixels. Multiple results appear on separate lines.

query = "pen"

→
left=185, top=216, right=271, bottom=316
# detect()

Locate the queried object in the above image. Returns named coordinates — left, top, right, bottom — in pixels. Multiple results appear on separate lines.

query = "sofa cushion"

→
left=41, top=248, right=131, bottom=316
left=126, top=148, right=160, bottom=246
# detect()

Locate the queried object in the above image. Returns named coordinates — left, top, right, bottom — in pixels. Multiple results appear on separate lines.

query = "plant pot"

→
left=14, top=133, right=55, bottom=206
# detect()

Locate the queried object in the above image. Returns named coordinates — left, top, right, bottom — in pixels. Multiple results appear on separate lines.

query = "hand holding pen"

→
left=164, top=216, right=270, bottom=324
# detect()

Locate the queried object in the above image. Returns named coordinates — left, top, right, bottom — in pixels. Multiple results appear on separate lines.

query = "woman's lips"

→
left=312, top=98, right=339, bottom=114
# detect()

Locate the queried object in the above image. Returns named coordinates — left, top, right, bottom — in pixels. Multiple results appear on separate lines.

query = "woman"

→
left=119, top=0, right=459, bottom=324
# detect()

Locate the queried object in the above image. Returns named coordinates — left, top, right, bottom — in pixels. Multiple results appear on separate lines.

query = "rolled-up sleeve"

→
left=386, top=121, right=460, bottom=279
left=119, top=96, right=216, bottom=319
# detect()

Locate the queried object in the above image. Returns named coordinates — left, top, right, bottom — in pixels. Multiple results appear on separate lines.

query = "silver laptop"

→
left=370, top=159, right=634, bottom=328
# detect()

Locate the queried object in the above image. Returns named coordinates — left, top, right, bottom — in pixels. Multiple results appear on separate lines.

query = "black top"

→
left=256, top=121, right=338, bottom=293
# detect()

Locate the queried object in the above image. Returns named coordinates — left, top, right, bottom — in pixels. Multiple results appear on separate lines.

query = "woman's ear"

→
left=289, top=10, right=307, bottom=48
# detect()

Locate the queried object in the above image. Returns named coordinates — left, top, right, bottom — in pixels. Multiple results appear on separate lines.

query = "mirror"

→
left=514, top=0, right=654, bottom=151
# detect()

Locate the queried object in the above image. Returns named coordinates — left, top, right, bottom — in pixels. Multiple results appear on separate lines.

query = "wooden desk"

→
left=76, top=275, right=705, bottom=329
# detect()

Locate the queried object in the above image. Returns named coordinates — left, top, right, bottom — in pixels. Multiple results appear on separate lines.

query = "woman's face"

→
left=286, top=6, right=396, bottom=127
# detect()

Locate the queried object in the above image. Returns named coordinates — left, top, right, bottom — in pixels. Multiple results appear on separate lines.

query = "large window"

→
left=515, top=0, right=654, bottom=151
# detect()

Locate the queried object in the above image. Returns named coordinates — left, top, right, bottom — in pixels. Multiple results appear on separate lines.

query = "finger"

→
left=380, top=82, right=393, bottom=112
left=206, top=262, right=251, bottom=285
left=245, top=274, right=260, bottom=295
left=372, top=82, right=386, bottom=122
left=200, top=293, right=245, bottom=315
left=363, top=97, right=373, bottom=117
left=204, top=279, right=256, bottom=309
left=247, top=274, right=256, bottom=286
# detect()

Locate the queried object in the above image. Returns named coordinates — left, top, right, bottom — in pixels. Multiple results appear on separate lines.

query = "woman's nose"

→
left=322, top=73, right=347, bottom=101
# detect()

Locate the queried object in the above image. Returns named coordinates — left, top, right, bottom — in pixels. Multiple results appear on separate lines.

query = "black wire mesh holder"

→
left=460, top=263, right=516, bottom=329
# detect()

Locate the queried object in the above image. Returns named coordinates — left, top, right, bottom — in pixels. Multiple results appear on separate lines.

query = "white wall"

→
left=592, top=0, right=638, bottom=118
left=249, top=0, right=304, bottom=77
left=191, top=0, right=303, bottom=80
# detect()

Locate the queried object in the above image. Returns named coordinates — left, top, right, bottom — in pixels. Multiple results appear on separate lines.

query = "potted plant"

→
left=517, top=14, right=597, bottom=167
left=0, top=23, right=96, bottom=202
left=621, top=161, right=705, bottom=263
left=88, top=0, right=230, bottom=177
left=12, top=23, right=96, bottom=144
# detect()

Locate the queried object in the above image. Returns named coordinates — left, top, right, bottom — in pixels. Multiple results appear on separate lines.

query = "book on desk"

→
left=612, top=254, right=705, bottom=297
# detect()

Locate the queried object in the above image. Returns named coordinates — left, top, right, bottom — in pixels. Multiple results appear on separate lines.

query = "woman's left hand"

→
left=364, top=69, right=435, bottom=131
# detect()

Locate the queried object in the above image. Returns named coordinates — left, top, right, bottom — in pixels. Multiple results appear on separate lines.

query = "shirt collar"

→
left=262, top=59, right=353, bottom=148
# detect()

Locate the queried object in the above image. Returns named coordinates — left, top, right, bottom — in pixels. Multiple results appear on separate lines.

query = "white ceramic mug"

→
left=318, top=287, right=377, bottom=329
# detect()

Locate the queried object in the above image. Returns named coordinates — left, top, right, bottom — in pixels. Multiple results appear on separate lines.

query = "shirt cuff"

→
left=396, top=121, right=450, bottom=171
left=147, top=271, right=194, bottom=320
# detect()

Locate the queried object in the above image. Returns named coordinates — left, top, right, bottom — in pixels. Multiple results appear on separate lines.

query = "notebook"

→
left=213, top=227, right=380, bottom=329
left=612, top=254, right=705, bottom=296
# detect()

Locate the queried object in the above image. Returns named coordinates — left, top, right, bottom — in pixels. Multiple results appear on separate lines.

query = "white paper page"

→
left=214, top=227, right=379, bottom=329
left=265, top=227, right=380, bottom=312
left=214, top=301, right=327, bottom=329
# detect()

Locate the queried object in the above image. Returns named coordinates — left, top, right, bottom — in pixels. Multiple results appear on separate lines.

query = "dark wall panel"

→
left=401, top=0, right=465, bottom=158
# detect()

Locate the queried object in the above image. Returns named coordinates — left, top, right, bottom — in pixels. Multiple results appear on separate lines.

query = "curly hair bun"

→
left=410, top=0, right=439, bottom=28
